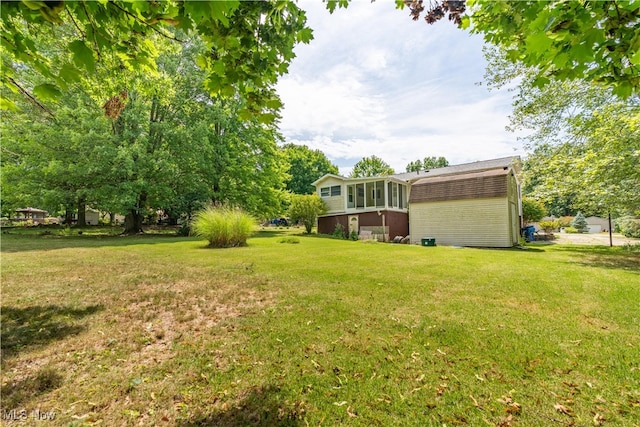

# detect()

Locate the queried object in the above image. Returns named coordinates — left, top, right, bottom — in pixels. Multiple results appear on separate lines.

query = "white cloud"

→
left=276, top=0, right=524, bottom=175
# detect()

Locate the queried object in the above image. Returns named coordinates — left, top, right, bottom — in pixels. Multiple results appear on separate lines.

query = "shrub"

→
left=539, top=220, right=560, bottom=234
left=617, top=216, right=640, bottom=238
left=558, top=216, right=574, bottom=228
left=564, top=227, right=579, bottom=233
left=191, top=205, right=255, bottom=248
left=279, top=237, right=300, bottom=244
left=522, top=197, right=546, bottom=223
left=571, top=211, right=589, bottom=233
left=349, top=230, right=359, bottom=241
left=288, top=194, right=326, bottom=234
left=332, top=223, right=346, bottom=239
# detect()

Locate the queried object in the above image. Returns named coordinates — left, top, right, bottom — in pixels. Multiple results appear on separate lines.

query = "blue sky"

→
left=276, top=1, right=525, bottom=176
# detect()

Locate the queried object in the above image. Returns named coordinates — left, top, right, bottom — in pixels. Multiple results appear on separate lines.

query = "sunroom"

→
left=313, top=174, right=410, bottom=240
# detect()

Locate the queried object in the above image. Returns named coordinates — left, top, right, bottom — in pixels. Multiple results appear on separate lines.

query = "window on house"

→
left=320, top=185, right=341, bottom=197
left=366, top=182, right=375, bottom=207
left=347, top=185, right=355, bottom=208
left=375, top=180, right=384, bottom=207
left=356, top=183, right=365, bottom=208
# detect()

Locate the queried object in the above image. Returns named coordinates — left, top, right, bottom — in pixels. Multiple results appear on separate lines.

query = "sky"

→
left=275, top=1, right=526, bottom=176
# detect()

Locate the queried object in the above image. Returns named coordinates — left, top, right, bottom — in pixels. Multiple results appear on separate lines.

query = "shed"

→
left=408, top=168, right=520, bottom=247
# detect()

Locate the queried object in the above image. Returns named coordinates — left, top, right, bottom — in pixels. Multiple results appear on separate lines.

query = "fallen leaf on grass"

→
left=593, top=413, right=605, bottom=426
left=497, top=414, right=513, bottom=427
left=347, top=406, right=357, bottom=418
left=554, top=403, right=573, bottom=416
left=333, top=401, right=347, bottom=406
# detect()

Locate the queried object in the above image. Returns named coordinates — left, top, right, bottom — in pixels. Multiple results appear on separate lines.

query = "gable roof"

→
left=391, top=156, right=521, bottom=182
left=311, top=174, right=345, bottom=186
left=409, top=168, right=512, bottom=203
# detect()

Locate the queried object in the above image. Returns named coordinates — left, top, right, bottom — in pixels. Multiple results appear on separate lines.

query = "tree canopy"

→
left=1, top=33, right=289, bottom=232
left=405, top=156, right=449, bottom=172
left=399, top=0, right=640, bottom=98
left=483, top=49, right=640, bottom=217
left=0, top=0, right=312, bottom=120
left=350, top=156, right=395, bottom=178
left=281, top=144, right=339, bottom=195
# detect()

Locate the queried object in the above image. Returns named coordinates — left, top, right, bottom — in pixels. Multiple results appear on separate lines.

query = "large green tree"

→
left=1, top=34, right=289, bottom=232
left=281, top=144, right=339, bottom=195
left=1, top=0, right=312, bottom=119
left=399, top=0, right=640, bottom=98
left=484, top=49, right=640, bottom=217
left=350, top=155, right=395, bottom=178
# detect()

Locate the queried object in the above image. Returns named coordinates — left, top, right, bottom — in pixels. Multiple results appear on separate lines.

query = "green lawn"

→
left=1, top=229, right=639, bottom=426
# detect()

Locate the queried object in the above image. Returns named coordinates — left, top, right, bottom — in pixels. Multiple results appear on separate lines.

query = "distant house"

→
left=13, top=207, right=48, bottom=224
left=85, top=208, right=100, bottom=225
left=585, top=216, right=609, bottom=233
left=314, top=156, right=522, bottom=248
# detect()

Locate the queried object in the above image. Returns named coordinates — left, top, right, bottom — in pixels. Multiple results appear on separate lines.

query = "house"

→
left=313, top=156, right=522, bottom=247
left=312, top=174, right=410, bottom=241
left=13, top=207, right=48, bottom=224
left=585, top=216, right=609, bottom=233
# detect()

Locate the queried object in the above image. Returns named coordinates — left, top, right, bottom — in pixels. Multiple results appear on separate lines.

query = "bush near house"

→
left=538, top=220, right=560, bottom=235
left=191, top=205, right=255, bottom=248
left=617, top=216, right=640, bottom=238
left=288, top=194, right=326, bottom=234
left=522, top=197, right=546, bottom=223
left=558, top=216, right=574, bottom=228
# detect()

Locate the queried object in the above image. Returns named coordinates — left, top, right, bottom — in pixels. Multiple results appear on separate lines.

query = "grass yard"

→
left=1, top=229, right=639, bottom=426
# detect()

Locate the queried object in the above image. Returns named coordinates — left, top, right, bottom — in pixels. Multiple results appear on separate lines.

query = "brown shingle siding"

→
left=409, top=169, right=509, bottom=203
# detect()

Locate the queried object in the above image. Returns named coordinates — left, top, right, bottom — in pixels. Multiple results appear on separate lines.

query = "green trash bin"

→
left=421, top=237, right=436, bottom=246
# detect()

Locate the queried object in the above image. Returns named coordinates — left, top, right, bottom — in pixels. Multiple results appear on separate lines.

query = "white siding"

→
left=409, top=198, right=513, bottom=247
left=317, top=176, right=345, bottom=213
left=323, top=196, right=344, bottom=213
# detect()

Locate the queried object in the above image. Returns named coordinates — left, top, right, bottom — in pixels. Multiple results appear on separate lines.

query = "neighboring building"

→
left=13, top=207, right=48, bottom=224
left=585, top=216, right=609, bottom=233
left=313, top=156, right=522, bottom=247
left=85, top=208, right=100, bottom=225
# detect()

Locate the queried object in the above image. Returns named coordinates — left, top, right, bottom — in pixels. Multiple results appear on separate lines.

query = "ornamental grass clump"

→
left=191, top=206, right=255, bottom=248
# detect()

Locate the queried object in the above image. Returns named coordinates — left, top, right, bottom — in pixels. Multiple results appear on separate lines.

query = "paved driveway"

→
left=546, top=232, right=640, bottom=246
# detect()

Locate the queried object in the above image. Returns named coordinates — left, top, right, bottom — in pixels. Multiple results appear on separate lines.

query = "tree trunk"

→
left=122, top=193, right=147, bottom=235
left=123, top=210, right=144, bottom=234
left=109, top=212, right=115, bottom=225
left=77, top=199, right=87, bottom=227
left=64, top=208, right=73, bottom=225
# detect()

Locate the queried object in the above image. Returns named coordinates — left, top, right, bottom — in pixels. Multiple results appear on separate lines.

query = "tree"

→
left=288, top=194, right=326, bottom=234
left=1, top=33, right=289, bottom=233
left=484, top=48, right=640, bottom=218
left=398, top=0, right=640, bottom=98
left=1, top=1, right=312, bottom=119
left=281, top=144, right=339, bottom=194
left=405, top=156, right=449, bottom=172
left=350, top=156, right=395, bottom=178
left=571, top=212, right=589, bottom=233
left=522, top=197, right=546, bottom=224
left=405, top=160, right=423, bottom=173
left=423, top=156, right=449, bottom=169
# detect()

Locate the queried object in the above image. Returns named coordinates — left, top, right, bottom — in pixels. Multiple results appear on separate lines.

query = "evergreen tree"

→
left=571, top=211, right=589, bottom=233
